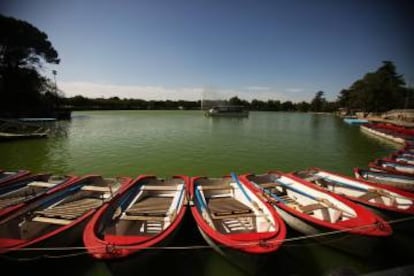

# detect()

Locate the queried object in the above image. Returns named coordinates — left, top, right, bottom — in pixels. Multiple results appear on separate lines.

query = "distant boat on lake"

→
left=205, top=105, right=249, bottom=117
left=0, top=119, right=50, bottom=140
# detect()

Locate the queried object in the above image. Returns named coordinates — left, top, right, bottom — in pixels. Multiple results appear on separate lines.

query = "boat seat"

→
left=32, top=216, right=72, bottom=225
left=140, top=185, right=179, bottom=191
left=358, top=192, right=385, bottom=204
left=126, top=196, right=173, bottom=217
left=121, top=215, right=166, bottom=221
left=201, top=184, right=233, bottom=190
left=208, top=197, right=252, bottom=219
left=358, top=192, right=380, bottom=201
left=81, top=185, right=112, bottom=192
left=300, top=203, right=325, bottom=214
left=28, top=181, right=56, bottom=188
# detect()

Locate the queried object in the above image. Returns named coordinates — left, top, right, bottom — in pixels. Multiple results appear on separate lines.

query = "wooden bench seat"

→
left=81, top=185, right=112, bottom=192
left=32, top=216, right=72, bottom=225
left=28, top=181, right=57, bottom=188
left=140, top=185, right=179, bottom=191
left=200, top=184, right=233, bottom=190
left=300, top=203, right=325, bottom=214
left=121, top=215, right=166, bottom=221
left=126, top=196, right=173, bottom=216
left=208, top=197, right=252, bottom=219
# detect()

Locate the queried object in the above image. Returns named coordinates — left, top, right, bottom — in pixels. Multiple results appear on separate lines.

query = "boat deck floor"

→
left=126, top=196, right=173, bottom=217
left=34, top=198, right=103, bottom=220
left=207, top=197, right=257, bottom=233
left=0, top=196, right=26, bottom=208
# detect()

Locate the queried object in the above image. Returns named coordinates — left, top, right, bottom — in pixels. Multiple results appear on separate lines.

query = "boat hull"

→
left=197, top=226, right=272, bottom=274
left=354, top=168, right=414, bottom=192
left=274, top=206, right=386, bottom=257
left=2, top=216, right=90, bottom=260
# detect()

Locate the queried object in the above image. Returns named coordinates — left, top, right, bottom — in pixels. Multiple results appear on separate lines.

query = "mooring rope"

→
left=0, top=215, right=412, bottom=261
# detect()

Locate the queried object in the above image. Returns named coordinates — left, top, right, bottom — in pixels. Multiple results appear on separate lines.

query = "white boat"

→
left=290, top=168, right=414, bottom=225
left=0, top=119, right=49, bottom=140
left=240, top=171, right=392, bottom=256
left=205, top=106, right=249, bottom=117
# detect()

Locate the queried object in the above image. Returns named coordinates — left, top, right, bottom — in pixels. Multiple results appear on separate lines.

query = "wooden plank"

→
left=140, top=185, right=179, bottom=191
left=200, top=185, right=232, bottom=190
left=300, top=203, right=325, bottom=214
left=81, top=185, right=112, bottom=192
left=121, top=214, right=166, bottom=221
left=28, top=181, right=56, bottom=188
left=32, top=216, right=72, bottom=225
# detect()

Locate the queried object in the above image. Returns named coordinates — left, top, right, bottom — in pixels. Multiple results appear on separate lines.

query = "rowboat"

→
left=289, top=168, right=414, bottom=224
left=0, top=173, right=77, bottom=218
left=388, top=152, right=414, bottom=165
left=0, top=175, right=129, bottom=257
left=83, top=175, right=187, bottom=273
left=0, top=169, right=31, bottom=186
left=354, top=168, right=414, bottom=192
left=205, top=105, right=249, bottom=118
left=188, top=173, right=286, bottom=273
left=369, top=159, right=414, bottom=176
left=239, top=171, right=392, bottom=255
left=0, top=119, right=50, bottom=140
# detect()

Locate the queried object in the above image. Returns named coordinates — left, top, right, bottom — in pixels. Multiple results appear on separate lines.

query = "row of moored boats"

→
left=0, top=145, right=413, bottom=269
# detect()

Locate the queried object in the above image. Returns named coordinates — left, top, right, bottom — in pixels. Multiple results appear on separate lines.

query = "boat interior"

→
left=249, top=173, right=355, bottom=224
left=105, top=177, right=185, bottom=237
left=0, top=177, right=121, bottom=241
left=195, top=177, right=275, bottom=234
left=0, top=176, right=69, bottom=210
left=296, top=170, right=412, bottom=211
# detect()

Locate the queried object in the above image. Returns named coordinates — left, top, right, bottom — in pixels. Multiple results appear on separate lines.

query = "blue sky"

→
left=1, top=0, right=413, bottom=102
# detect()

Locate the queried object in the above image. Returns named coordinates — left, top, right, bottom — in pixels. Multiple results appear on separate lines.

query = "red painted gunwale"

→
left=291, top=168, right=414, bottom=216
left=188, top=175, right=286, bottom=254
left=0, top=175, right=131, bottom=255
left=0, top=174, right=78, bottom=218
left=240, top=171, right=392, bottom=237
left=0, top=170, right=31, bottom=186
left=83, top=175, right=188, bottom=260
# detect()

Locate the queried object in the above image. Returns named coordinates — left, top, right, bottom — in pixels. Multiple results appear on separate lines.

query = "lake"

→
left=1, top=111, right=412, bottom=275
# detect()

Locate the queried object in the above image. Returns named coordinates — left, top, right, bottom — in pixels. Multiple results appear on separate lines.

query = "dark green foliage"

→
left=337, top=61, right=412, bottom=112
left=0, top=15, right=61, bottom=117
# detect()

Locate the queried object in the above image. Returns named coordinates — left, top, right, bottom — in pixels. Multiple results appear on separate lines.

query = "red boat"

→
left=239, top=171, right=392, bottom=256
left=0, top=173, right=78, bottom=218
left=0, top=175, right=128, bottom=257
left=0, top=169, right=31, bottom=186
left=83, top=175, right=187, bottom=271
left=188, top=173, right=286, bottom=273
left=289, top=168, right=414, bottom=224
left=369, top=159, right=414, bottom=176
left=354, top=168, right=414, bottom=192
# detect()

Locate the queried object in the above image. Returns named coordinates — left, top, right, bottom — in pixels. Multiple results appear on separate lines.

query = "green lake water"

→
left=1, top=111, right=412, bottom=275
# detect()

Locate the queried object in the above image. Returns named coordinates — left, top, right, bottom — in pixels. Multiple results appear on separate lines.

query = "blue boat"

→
left=344, top=118, right=369, bottom=125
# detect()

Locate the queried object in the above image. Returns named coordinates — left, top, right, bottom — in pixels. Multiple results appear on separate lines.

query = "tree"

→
left=0, top=15, right=60, bottom=117
left=310, top=91, right=327, bottom=112
left=337, top=61, right=409, bottom=113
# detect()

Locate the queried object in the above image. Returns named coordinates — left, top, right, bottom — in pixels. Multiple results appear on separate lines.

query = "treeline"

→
left=62, top=61, right=413, bottom=113
left=62, top=94, right=338, bottom=112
